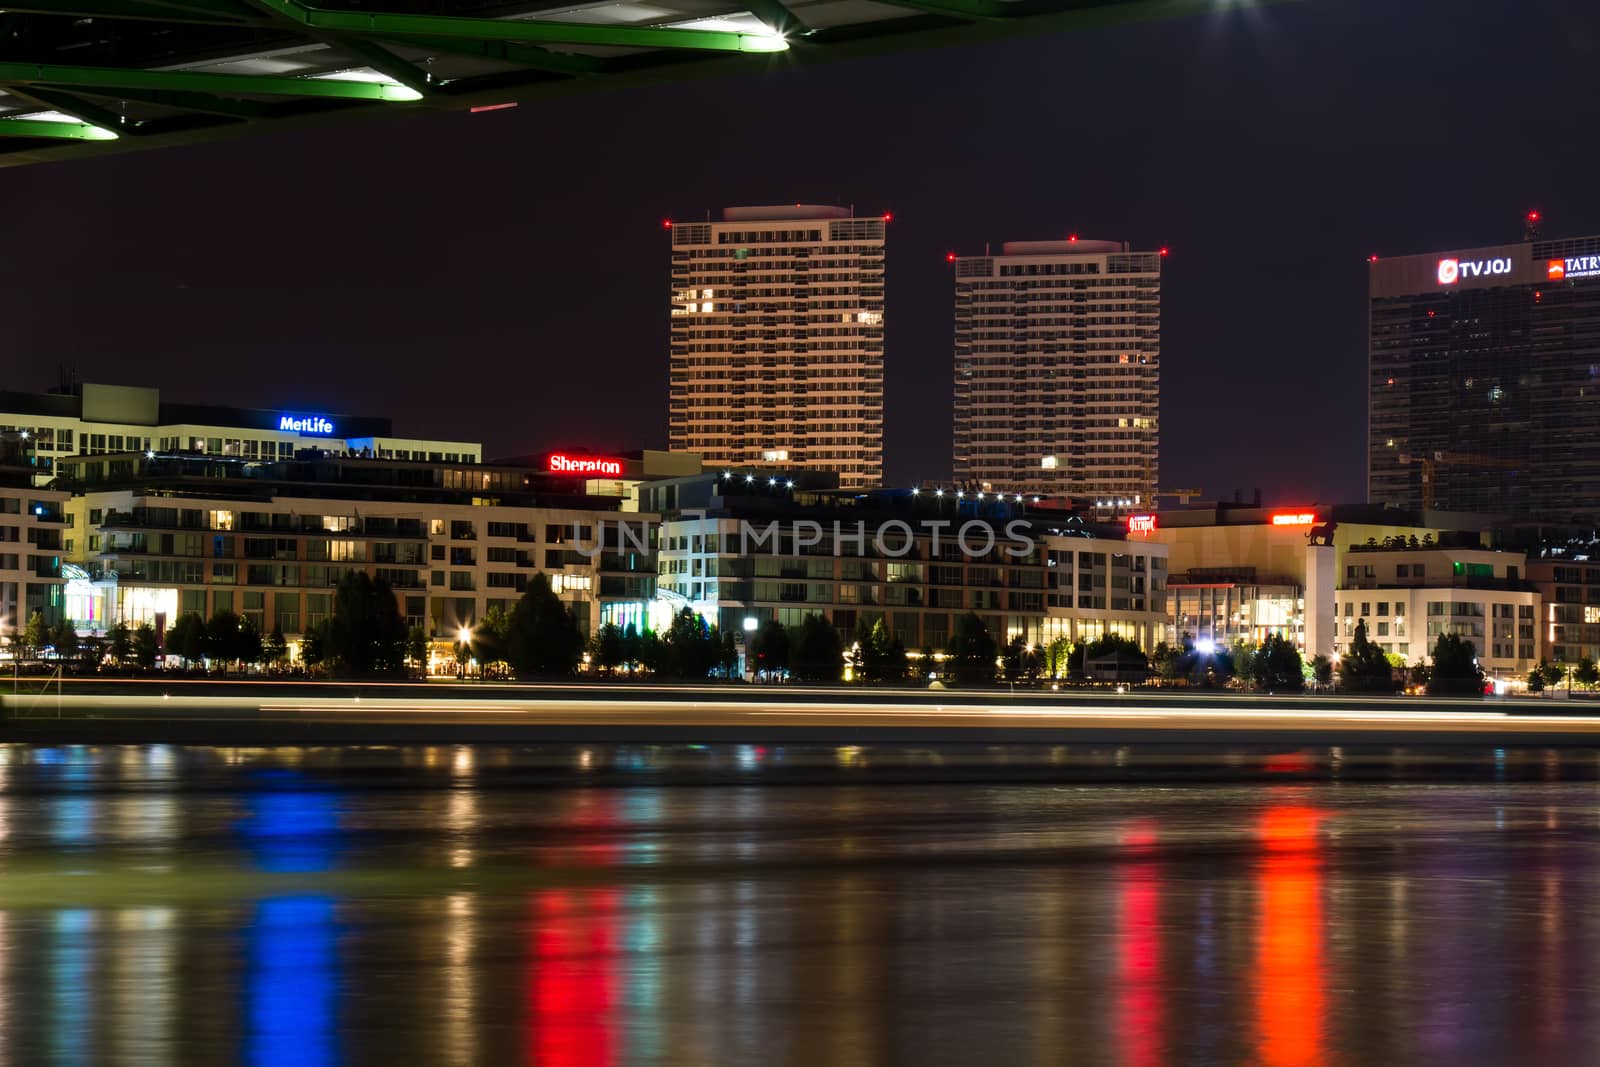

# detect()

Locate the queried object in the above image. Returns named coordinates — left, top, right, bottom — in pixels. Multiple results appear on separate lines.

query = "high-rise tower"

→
left=953, top=239, right=1161, bottom=503
left=668, top=205, right=886, bottom=489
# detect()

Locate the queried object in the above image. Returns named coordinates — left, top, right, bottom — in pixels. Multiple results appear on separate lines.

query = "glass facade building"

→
left=1369, top=232, right=1600, bottom=519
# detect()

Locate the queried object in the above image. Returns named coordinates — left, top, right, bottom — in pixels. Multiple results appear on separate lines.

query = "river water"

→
left=0, top=743, right=1597, bottom=1066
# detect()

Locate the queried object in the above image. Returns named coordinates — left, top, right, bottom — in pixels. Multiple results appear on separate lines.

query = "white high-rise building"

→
left=953, top=239, right=1161, bottom=504
left=668, top=205, right=886, bottom=489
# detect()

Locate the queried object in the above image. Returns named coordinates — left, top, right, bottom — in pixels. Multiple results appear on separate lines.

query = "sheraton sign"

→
left=549, top=453, right=623, bottom=476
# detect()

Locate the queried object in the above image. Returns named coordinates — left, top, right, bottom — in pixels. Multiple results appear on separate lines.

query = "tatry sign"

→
left=1437, top=256, right=1514, bottom=285
left=549, top=453, right=623, bottom=476
left=278, top=415, right=335, bottom=434
left=1550, top=255, right=1600, bottom=280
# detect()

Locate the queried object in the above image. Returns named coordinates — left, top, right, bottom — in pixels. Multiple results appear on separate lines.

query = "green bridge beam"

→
left=3, top=85, right=133, bottom=132
left=0, top=62, right=423, bottom=101
left=382, top=35, right=604, bottom=77
left=0, top=0, right=262, bottom=24
left=0, top=117, right=118, bottom=139
left=68, top=85, right=275, bottom=118
left=247, top=0, right=778, bottom=53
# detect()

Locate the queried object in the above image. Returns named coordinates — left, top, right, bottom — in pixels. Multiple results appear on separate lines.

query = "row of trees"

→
left=165, top=612, right=289, bottom=671
left=1526, top=656, right=1600, bottom=693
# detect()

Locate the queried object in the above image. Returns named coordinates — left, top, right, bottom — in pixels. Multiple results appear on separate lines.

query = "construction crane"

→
left=1402, top=451, right=1521, bottom=510
left=1158, top=487, right=1204, bottom=505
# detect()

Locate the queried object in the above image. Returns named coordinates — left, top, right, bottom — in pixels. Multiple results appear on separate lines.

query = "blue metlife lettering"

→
left=278, top=414, right=336, bottom=435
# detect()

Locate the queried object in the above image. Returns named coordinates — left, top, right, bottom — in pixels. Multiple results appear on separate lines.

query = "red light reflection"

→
left=1255, top=803, right=1327, bottom=1067
left=1115, top=818, right=1164, bottom=1067
left=526, top=888, right=620, bottom=1067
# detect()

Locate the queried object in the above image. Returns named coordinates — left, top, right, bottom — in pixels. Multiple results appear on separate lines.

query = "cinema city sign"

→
left=278, top=414, right=335, bottom=434
left=1437, top=256, right=1514, bottom=286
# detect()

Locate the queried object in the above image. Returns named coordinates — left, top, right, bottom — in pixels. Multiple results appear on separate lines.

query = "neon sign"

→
left=1271, top=512, right=1317, bottom=527
left=1550, top=255, right=1600, bottom=280
left=549, top=453, right=622, bottom=476
left=278, top=415, right=335, bottom=434
left=1126, top=514, right=1158, bottom=535
left=1437, top=256, right=1513, bottom=285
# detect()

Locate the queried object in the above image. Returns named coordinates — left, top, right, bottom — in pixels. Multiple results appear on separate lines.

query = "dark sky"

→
left=2, top=0, right=1597, bottom=505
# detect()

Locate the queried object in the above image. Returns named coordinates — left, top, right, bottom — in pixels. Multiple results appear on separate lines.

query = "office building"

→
left=668, top=205, right=886, bottom=490
left=0, top=381, right=481, bottom=485
left=1369, top=226, right=1600, bottom=519
left=953, top=239, right=1161, bottom=503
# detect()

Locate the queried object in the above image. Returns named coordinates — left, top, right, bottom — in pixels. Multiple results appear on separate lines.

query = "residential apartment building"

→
left=640, top=473, right=1170, bottom=671
left=1334, top=544, right=1539, bottom=679
left=52, top=451, right=657, bottom=653
left=0, top=434, right=67, bottom=642
left=953, top=239, right=1161, bottom=503
left=1527, top=552, right=1600, bottom=664
left=668, top=205, right=886, bottom=489
left=0, top=381, right=480, bottom=485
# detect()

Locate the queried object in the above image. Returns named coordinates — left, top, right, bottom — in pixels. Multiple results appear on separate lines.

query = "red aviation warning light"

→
left=945, top=252, right=957, bottom=263
left=662, top=219, right=672, bottom=229
left=882, top=212, right=893, bottom=223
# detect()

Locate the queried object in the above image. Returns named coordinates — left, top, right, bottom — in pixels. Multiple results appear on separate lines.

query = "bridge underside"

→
left=0, top=0, right=1252, bottom=168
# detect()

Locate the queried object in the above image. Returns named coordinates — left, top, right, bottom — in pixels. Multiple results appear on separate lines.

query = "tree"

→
left=1002, top=634, right=1028, bottom=682
left=505, top=572, right=584, bottom=678
left=790, top=615, right=844, bottom=682
left=131, top=623, right=158, bottom=670
left=1576, top=656, right=1600, bottom=689
left=659, top=608, right=720, bottom=680
left=1044, top=636, right=1072, bottom=680
left=638, top=630, right=668, bottom=674
left=205, top=611, right=243, bottom=671
left=167, top=612, right=208, bottom=667
left=22, top=610, right=49, bottom=659
left=1541, top=660, right=1568, bottom=689
left=1408, top=660, right=1431, bottom=690
left=855, top=618, right=907, bottom=683
left=300, top=620, right=329, bottom=672
left=1310, top=654, right=1334, bottom=688
left=749, top=619, right=790, bottom=677
left=108, top=622, right=132, bottom=668
left=1427, top=632, right=1485, bottom=696
left=238, top=618, right=264, bottom=671
left=1527, top=665, right=1546, bottom=693
left=1250, top=634, right=1304, bottom=692
left=1150, top=642, right=1182, bottom=683
left=946, top=613, right=998, bottom=684
left=719, top=630, right=739, bottom=678
left=325, top=572, right=408, bottom=677
left=264, top=627, right=290, bottom=671
left=473, top=606, right=513, bottom=674
left=590, top=622, right=625, bottom=676
left=1338, top=619, right=1395, bottom=694
left=50, top=620, right=80, bottom=665
left=620, top=625, right=643, bottom=672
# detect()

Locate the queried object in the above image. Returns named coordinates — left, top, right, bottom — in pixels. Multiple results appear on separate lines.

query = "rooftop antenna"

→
left=1524, top=209, right=1543, bottom=241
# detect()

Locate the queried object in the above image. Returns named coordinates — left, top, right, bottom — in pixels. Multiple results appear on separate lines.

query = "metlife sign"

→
left=1436, top=255, right=1515, bottom=286
left=278, top=414, right=336, bottom=435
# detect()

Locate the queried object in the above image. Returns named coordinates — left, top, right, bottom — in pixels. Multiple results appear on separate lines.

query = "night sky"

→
left=1, top=0, right=1596, bottom=505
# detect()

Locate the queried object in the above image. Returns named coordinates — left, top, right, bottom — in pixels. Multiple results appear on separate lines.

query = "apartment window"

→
left=1377, top=602, right=1389, bottom=616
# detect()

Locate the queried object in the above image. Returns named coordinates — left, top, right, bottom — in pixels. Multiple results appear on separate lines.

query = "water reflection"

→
left=0, top=744, right=1593, bottom=1065
left=1255, top=801, right=1326, bottom=1067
